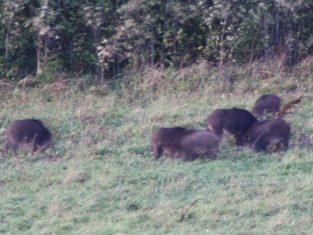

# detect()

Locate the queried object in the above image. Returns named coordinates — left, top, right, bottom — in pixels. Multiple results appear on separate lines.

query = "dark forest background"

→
left=1, top=0, right=313, bottom=83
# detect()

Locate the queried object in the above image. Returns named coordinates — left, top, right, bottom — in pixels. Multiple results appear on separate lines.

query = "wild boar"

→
left=252, top=93, right=281, bottom=119
left=206, top=108, right=257, bottom=147
left=150, top=127, right=186, bottom=159
left=5, top=119, right=52, bottom=152
left=244, top=118, right=290, bottom=152
left=170, top=129, right=220, bottom=161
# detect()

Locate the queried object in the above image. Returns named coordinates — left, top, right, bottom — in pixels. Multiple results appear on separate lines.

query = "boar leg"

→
left=152, top=143, right=163, bottom=159
left=275, top=142, right=281, bottom=151
left=5, top=136, right=19, bottom=154
left=282, top=137, right=289, bottom=150
left=234, top=133, right=244, bottom=148
left=255, top=140, right=268, bottom=152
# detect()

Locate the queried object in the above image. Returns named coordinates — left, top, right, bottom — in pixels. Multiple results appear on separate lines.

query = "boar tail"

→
left=278, top=97, right=303, bottom=118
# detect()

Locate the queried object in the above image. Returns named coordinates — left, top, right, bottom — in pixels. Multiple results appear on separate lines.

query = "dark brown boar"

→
left=170, top=130, right=220, bottom=161
left=150, top=127, right=186, bottom=159
left=206, top=108, right=257, bottom=147
left=252, top=94, right=281, bottom=119
left=5, top=119, right=52, bottom=152
left=244, top=118, right=290, bottom=152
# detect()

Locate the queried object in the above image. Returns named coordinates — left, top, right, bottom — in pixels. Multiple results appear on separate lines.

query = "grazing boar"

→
left=244, top=118, right=290, bottom=152
left=252, top=93, right=281, bottom=119
left=170, top=130, right=220, bottom=161
left=5, top=119, right=52, bottom=152
left=150, top=127, right=186, bottom=159
left=206, top=108, right=257, bottom=147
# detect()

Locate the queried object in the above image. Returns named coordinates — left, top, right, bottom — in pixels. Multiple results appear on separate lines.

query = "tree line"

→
left=1, top=0, right=313, bottom=82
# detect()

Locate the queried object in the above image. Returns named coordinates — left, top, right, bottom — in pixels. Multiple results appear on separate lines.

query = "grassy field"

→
left=0, top=62, right=313, bottom=234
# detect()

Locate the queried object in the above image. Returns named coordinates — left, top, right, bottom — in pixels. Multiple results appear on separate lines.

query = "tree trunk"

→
left=286, top=9, right=296, bottom=70
left=219, top=14, right=227, bottom=71
left=263, top=0, right=270, bottom=61
left=5, top=22, right=10, bottom=74
left=36, top=35, right=43, bottom=75
left=161, top=0, right=169, bottom=66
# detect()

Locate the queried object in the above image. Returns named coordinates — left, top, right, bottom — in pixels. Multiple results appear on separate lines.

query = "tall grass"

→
left=0, top=59, right=313, bottom=234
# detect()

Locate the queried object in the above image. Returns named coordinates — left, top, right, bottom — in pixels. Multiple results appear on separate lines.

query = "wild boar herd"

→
left=2, top=93, right=301, bottom=160
left=150, top=94, right=301, bottom=161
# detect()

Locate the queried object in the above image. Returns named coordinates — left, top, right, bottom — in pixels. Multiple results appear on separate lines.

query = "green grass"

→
left=1, top=63, right=313, bottom=234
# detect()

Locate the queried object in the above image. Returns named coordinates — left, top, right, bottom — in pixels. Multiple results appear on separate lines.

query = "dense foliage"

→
left=1, top=0, right=313, bottom=81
